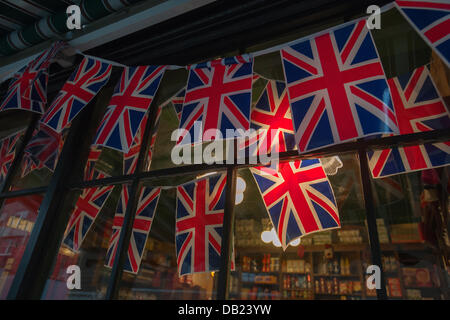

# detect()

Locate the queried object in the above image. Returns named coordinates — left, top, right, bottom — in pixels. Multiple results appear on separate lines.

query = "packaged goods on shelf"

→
left=390, top=223, right=423, bottom=243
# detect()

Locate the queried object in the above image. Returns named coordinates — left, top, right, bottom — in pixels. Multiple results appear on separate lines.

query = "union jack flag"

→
left=105, top=185, right=161, bottom=274
left=123, top=104, right=162, bottom=175
left=84, top=146, right=102, bottom=180
left=251, top=159, right=340, bottom=250
left=0, top=130, right=23, bottom=185
left=24, top=123, right=64, bottom=172
left=21, top=153, right=44, bottom=178
left=395, top=0, right=450, bottom=67
left=42, top=57, right=112, bottom=132
left=368, top=65, right=450, bottom=178
left=93, top=65, right=166, bottom=153
left=240, top=80, right=296, bottom=155
left=0, top=41, right=66, bottom=114
left=63, top=171, right=114, bottom=252
left=281, top=20, right=398, bottom=153
left=178, top=57, right=253, bottom=145
left=176, top=174, right=232, bottom=275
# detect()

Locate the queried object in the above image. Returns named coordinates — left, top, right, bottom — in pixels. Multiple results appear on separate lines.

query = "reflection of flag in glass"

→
left=0, top=130, right=23, bottom=184
left=281, top=20, right=397, bottom=153
left=123, top=103, right=162, bottom=175
left=24, top=124, right=64, bottom=172
left=251, top=159, right=340, bottom=250
left=240, top=80, right=296, bottom=155
left=105, top=185, right=161, bottom=274
left=84, top=146, right=102, bottom=181
left=63, top=171, right=114, bottom=252
left=178, top=57, right=253, bottom=145
left=161, top=87, right=185, bottom=121
left=368, top=65, right=450, bottom=178
left=176, top=174, right=233, bottom=275
left=395, top=0, right=450, bottom=67
left=42, top=57, right=112, bottom=132
left=0, top=41, right=66, bottom=114
left=93, top=65, right=166, bottom=153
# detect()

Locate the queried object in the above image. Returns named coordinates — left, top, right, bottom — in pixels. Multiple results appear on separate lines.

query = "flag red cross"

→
left=185, top=64, right=250, bottom=134
left=95, top=66, right=163, bottom=145
left=262, top=163, right=340, bottom=235
left=176, top=179, right=225, bottom=272
left=283, top=21, right=396, bottom=146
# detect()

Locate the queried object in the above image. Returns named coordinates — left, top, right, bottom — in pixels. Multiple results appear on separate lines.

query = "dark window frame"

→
left=0, top=0, right=449, bottom=300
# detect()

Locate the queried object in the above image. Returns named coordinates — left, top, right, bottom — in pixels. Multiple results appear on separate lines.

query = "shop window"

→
left=230, top=154, right=378, bottom=300
left=117, top=175, right=219, bottom=300
left=42, top=183, right=121, bottom=299
left=371, top=167, right=449, bottom=300
left=0, top=194, right=44, bottom=298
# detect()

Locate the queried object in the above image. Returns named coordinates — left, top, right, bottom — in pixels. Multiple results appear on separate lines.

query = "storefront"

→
left=0, top=0, right=449, bottom=300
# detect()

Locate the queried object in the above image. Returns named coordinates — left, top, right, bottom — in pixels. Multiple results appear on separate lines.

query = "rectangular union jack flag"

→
left=0, top=130, right=24, bottom=185
left=93, top=65, right=166, bottom=153
left=368, top=65, right=450, bottom=178
left=0, top=41, right=66, bottom=114
left=178, top=56, right=253, bottom=145
left=24, top=123, right=64, bottom=172
left=42, top=57, right=112, bottom=132
left=395, top=0, right=450, bottom=67
left=123, top=104, right=162, bottom=175
left=63, top=171, right=114, bottom=252
left=105, top=185, right=161, bottom=274
left=240, top=80, right=296, bottom=156
left=281, top=20, right=398, bottom=153
left=251, top=159, right=340, bottom=250
left=176, top=174, right=233, bottom=275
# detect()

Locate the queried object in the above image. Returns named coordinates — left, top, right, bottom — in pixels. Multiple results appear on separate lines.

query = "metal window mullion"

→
left=6, top=95, right=100, bottom=299
left=358, top=147, right=387, bottom=300
left=217, top=164, right=238, bottom=300
left=105, top=92, right=161, bottom=299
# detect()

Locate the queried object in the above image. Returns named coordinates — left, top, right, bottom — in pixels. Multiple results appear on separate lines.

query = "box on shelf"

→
left=390, top=223, right=423, bottom=243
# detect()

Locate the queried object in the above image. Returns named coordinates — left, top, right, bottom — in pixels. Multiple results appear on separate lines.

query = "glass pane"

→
left=0, top=194, right=44, bottom=298
left=231, top=154, right=375, bottom=300
left=0, top=111, right=31, bottom=187
left=42, top=182, right=121, bottom=299
left=118, top=174, right=220, bottom=300
left=371, top=167, right=449, bottom=300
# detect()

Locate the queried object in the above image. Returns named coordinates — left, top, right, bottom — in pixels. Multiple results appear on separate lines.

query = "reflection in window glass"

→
left=231, top=154, right=380, bottom=300
left=372, top=167, right=449, bottom=300
left=42, top=182, right=120, bottom=299
left=0, top=194, right=43, bottom=298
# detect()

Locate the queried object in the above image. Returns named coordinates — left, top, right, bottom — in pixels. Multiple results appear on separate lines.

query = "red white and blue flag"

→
left=176, top=174, right=233, bottom=275
left=240, top=80, right=296, bottom=155
left=93, top=65, right=166, bottom=153
left=251, top=159, right=340, bottom=250
left=123, top=103, right=162, bottom=175
left=0, top=41, right=66, bottom=114
left=63, top=171, right=114, bottom=252
left=0, top=130, right=24, bottom=185
left=42, top=57, right=112, bottom=132
left=395, top=0, right=450, bottom=67
left=281, top=20, right=398, bottom=153
left=368, top=65, right=450, bottom=178
left=105, top=185, right=161, bottom=274
left=178, top=56, right=253, bottom=145
left=24, top=123, right=64, bottom=172
left=84, top=146, right=103, bottom=180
